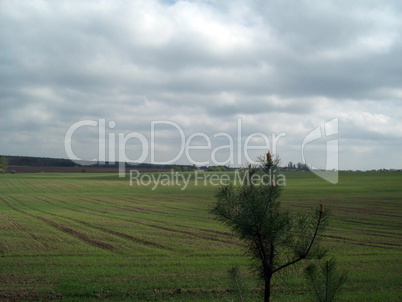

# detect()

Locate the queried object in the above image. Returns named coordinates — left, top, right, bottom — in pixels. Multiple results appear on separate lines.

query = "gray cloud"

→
left=1, top=0, right=401, bottom=170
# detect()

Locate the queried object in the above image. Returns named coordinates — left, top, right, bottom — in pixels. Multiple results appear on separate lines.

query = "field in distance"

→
left=0, top=171, right=401, bottom=301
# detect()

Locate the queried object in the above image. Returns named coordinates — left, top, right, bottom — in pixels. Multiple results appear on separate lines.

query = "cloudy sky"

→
left=1, top=0, right=401, bottom=170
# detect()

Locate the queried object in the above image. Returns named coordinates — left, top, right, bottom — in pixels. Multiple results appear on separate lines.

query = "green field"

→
left=0, top=171, right=401, bottom=301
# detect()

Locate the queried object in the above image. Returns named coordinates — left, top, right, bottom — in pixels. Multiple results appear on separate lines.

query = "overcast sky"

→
left=1, top=0, right=401, bottom=170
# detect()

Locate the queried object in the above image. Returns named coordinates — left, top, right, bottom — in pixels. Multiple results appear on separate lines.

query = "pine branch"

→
left=272, top=205, right=324, bottom=274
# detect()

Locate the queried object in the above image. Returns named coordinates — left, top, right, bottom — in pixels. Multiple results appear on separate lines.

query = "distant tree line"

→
left=283, top=161, right=310, bottom=171
left=3, top=156, right=77, bottom=167
left=1, top=156, right=200, bottom=171
left=205, top=165, right=231, bottom=172
left=2, top=155, right=316, bottom=172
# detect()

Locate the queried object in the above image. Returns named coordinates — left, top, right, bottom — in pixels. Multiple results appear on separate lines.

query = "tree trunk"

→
left=264, top=275, right=271, bottom=302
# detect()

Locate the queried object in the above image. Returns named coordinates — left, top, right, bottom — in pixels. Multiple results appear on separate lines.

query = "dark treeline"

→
left=4, top=156, right=77, bottom=167
left=2, top=155, right=200, bottom=171
left=283, top=161, right=311, bottom=171
left=3, top=155, right=311, bottom=172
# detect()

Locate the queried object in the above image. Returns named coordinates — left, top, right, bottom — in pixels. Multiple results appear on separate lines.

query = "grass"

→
left=0, top=171, right=401, bottom=301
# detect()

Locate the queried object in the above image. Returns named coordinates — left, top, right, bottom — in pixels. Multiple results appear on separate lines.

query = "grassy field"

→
left=0, top=171, right=401, bottom=301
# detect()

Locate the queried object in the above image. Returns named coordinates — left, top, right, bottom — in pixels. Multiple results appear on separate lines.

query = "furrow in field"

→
left=28, top=233, right=49, bottom=248
left=0, top=180, right=12, bottom=193
left=68, top=196, right=230, bottom=236
left=85, top=195, right=190, bottom=218
left=30, top=194, right=241, bottom=248
left=75, top=220, right=175, bottom=251
left=46, top=181, right=76, bottom=192
left=323, top=234, right=401, bottom=250
left=76, top=194, right=211, bottom=224
left=71, top=195, right=228, bottom=247
left=106, top=195, right=235, bottom=238
left=36, top=194, right=115, bottom=215
left=0, top=213, right=30, bottom=232
left=67, top=194, right=193, bottom=222
left=35, top=179, right=64, bottom=192
left=21, top=195, right=175, bottom=251
left=0, top=199, right=63, bottom=255
left=7, top=189, right=245, bottom=252
left=341, top=218, right=399, bottom=228
left=35, top=217, right=115, bottom=251
left=138, top=222, right=243, bottom=246
left=1, top=180, right=19, bottom=193
left=19, top=180, right=42, bottom=193
left=0, top=196, right=114, bottom=251
left=117, top=194, right=211, bottom=214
